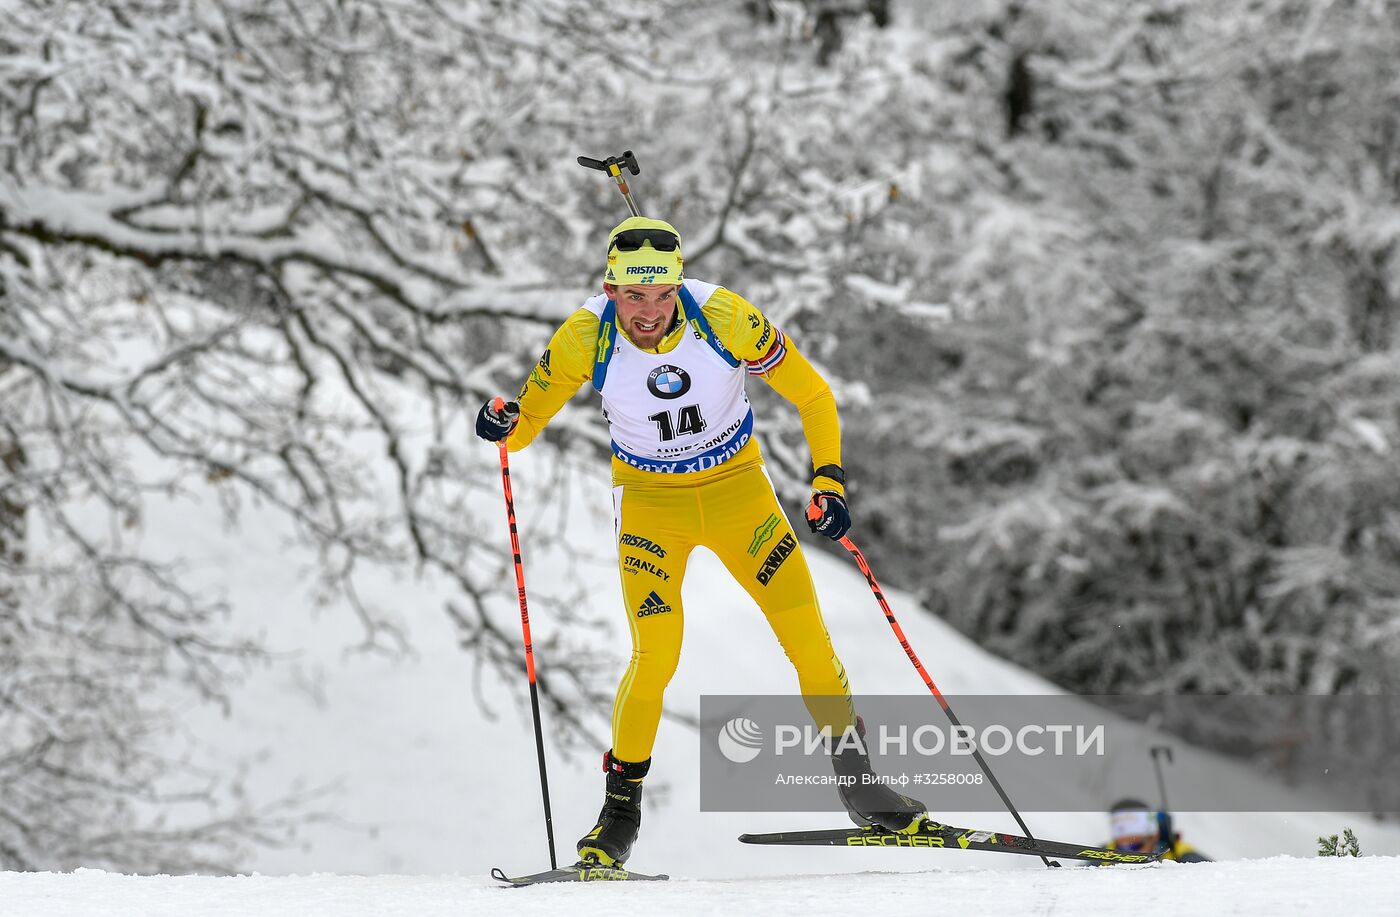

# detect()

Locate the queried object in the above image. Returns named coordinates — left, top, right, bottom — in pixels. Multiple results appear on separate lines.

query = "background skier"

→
left=1107, top=798, right=1211, bottom=863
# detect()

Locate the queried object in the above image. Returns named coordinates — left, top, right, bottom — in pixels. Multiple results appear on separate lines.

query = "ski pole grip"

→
left=492, top=397, right=520, bottom=420
left=620, top=150, right=640, bottom=175
left=577, top=155, right=608, bottom=172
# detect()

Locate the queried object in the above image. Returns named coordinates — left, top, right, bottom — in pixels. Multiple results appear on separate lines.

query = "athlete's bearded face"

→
left=606, top=282, right=679, bottom=350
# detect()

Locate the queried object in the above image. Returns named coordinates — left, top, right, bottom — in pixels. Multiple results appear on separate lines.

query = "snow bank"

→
left=2, top=856, right=1396, bottom=917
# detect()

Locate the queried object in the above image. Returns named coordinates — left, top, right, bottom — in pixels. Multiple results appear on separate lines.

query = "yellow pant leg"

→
left=699, top=464, right=855, bottom=738
left=609, top=483, right=696, bottom=763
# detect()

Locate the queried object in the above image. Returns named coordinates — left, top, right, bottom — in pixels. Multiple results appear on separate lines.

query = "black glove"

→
left=475, top=398, right=520, bottom=442
left=806, top=491, right=851, bottom=541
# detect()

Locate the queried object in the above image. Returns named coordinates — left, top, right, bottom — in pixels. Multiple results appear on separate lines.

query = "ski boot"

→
left=831, top=722, right=929, bottom=833
left=576, top=750, right=650, bottom=866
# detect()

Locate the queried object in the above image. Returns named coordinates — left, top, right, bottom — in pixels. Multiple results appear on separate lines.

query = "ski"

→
left=490, top=861, right=670, bottom=886
left=739, top=820, right=1161, bottom=865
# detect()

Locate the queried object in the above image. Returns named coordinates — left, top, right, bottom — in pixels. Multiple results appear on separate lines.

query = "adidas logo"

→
left=636, top=590, right=673, bottom=618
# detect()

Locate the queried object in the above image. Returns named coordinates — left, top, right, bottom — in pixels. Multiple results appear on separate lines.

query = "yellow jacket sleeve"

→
left=505, top=308, right=597, bottom=452
left=703, top=289, right=844, bottom=496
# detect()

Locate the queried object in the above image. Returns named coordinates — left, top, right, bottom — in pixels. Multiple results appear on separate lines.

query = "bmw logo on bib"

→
left=647, top=365, right=691, bottom=400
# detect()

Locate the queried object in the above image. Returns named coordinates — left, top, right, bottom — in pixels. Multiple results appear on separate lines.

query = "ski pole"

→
left=1149, top=744, right=1176, bottom=852
left=492, top=398, right=557, bottom=869
left=577, top=150, right=642, bottom=216
left=1149, top=745, right=1173, bottom=812
left=828, top=530, right=1056, bottom=868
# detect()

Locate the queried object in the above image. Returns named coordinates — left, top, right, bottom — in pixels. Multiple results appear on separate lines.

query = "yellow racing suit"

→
left=506, top=280, right=853, bottom=763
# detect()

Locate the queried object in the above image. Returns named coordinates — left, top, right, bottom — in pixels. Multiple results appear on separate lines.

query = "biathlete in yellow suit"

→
left=475, top=216, right=926, bottom=867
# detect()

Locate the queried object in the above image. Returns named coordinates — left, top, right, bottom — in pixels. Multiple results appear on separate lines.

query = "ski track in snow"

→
left=1, top=857, right=1397, bottom=916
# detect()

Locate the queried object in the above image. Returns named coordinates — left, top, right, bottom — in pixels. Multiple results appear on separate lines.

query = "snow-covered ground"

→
left=150, top=444, right=1400, bottom=873
left=10, top=437, right=1400, bottom=913
left=2, top=856, right=1397, bottom=916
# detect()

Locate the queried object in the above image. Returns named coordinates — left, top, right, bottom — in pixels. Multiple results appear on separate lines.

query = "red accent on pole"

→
left=499, top=441, right=538, bottom=684
left=494, top=437, right=556, bottom=868
left=838, top=535, right=949, bottom=710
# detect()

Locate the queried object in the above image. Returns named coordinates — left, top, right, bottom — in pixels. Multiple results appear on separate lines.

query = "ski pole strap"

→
left=603, top=750, right=651, bottom=780
left=812, top=463, right=845, bottom=485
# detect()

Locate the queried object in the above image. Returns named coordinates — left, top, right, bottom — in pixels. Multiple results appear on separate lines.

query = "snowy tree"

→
left=1317, top=827, right=1362, bottom=857
left=811, top=0, right=1400, bottom=779
left=0, top=0, right=943, bottom=869
left=0, top=0, right=682, bottom=870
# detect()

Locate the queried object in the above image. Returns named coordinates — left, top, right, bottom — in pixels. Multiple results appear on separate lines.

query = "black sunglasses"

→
left=610, top=228, right=680, bottom=252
